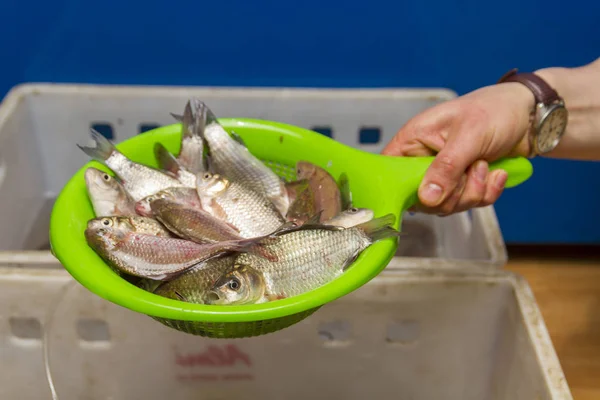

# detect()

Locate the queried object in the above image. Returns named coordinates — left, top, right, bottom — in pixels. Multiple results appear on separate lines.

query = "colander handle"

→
left=376, top=155, right=533, bottom=211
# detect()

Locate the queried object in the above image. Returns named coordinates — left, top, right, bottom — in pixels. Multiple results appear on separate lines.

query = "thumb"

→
left=418, top=135, right=483, bottom=207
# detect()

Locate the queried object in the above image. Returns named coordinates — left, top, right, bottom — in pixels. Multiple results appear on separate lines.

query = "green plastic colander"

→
left=49, top=119, right=533, bottom=339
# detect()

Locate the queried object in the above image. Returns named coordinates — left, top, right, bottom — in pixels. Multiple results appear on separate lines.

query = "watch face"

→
left=537, top=105, right=568, bottom=153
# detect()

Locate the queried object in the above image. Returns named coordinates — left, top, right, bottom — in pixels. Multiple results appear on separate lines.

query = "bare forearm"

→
left=535, top=57, right=600, bottom=160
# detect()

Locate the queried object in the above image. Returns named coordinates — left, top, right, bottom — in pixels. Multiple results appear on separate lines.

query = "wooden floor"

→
left=505, top=245, right=600, bottom=400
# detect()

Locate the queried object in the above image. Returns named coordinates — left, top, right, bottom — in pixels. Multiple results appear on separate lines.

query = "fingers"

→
left=417, top=133, right=484, bottom=208
left=480, top=169, right=508, bottom=206
left=411, top=163, right=509, bottom=215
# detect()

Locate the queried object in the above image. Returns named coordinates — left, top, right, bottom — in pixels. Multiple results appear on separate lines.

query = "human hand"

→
left=382, top=82, right=535, bottom=215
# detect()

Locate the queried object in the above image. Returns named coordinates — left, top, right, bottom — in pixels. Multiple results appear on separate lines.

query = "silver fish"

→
left=205, top=263, right=267, bottom=305
left=206, top=214, right=401, bottom=304
left=175, top=99, right=206, bottom=174
left=150, top=198, right=280, bottom=261
left=191, top=100, right=290, bottom=215
left=196, top=172, right=286, bottom=238
left=77, top=129, right=185, bottom=201
left=324, top=207, right=374, bottom=228
left=135, top=187, right=202, bottom=217
left=152, top=256, right=237, bottom=304
left=150, top=198, right=242, bottom=243
left=84, top=217, right=257, bottom=280
left=84, top=167, right=137, bottom=217
left=154, top=142, right=196, bottom=187
left=113, top=215, right=173, bottom=237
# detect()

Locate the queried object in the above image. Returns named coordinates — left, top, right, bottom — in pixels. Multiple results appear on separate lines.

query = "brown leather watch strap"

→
left=497, top=68, right=560, bottom=105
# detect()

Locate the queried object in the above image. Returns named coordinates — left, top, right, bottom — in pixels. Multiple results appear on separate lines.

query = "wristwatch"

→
left=497, top=68, right=568, bottom=157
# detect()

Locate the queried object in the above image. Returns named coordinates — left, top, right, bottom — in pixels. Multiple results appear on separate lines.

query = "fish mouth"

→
left=134, top=202, right=151, bottom=217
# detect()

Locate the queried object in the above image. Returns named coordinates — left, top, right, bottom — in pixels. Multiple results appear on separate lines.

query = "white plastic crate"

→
left=0, top=267, right=572, bottom=400
left=0, top=83, right=571, bottom=399
left=0, top=83, right=507, bottom=268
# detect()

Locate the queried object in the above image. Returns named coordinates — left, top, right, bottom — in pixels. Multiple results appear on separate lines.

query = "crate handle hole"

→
left=139, top=123, right=161, bottom=134
left=317, top=320, right=352, bottom=345
left=359, top=127, right=381, bottom=144
left=90, top=123, right=114, bottom=140
left=311, top=126, right=333, bottom=138
left=77, top=318, right=111, bottom=343
left=9, top=317, right=42, bottom=340
left=386, top=319, right=420, bottom=345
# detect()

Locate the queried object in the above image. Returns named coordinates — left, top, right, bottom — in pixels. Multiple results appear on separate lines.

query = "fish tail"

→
left=169, top=112, right=183, bottom=122
left=189, top=97, right=217, bottom=171
left=356, top=213, right=402, bottom=243
left=77, top=129, right=116, bottom=161
left=154, top=142, right=182, bottom=176
left=234, top=237, right=279, bottom=262
left=190, top=97, right=218, bottom=132
left=181, top=100, right=194, bottom=139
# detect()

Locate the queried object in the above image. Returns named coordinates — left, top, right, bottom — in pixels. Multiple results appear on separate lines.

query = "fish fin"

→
left=339, top=172, right=353, bottom=209
left=232, top=236, right=279, bottom=262
left=342, top=249, right=362, bottom=272
left=224, top=221, right=241, bottom=233
left=191, top=97, right=219, bottom=128
left=248, top=246, right=279, bottom=262
left=304, top=211, right=324, bottom=225
left=77, top=129, right=116, bottom=161
left=230, top=130, right=247, bottom=147
left=154, top=142, right=182, bottom=176
left=170, top=112, right=183, bottom=122
left=181, top=100, right=194, bottom=139
left=355, top=213, right=402, bottom=243
left=266, top=293, right=287, bottom=302
left=173, top=290, right=187, bottom=302
left=267, top=215, right=342, bottom=237
left=188, top=98, right=217, bottom=171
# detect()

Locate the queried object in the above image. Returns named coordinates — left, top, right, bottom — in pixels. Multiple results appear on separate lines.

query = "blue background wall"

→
left=1, top=0, right=598, bottom=244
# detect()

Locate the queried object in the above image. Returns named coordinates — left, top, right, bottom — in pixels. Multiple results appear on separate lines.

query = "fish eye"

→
left=203, top=173, right=211, bottom=180
left=350, top=208, right=358, bottom=213
left=228, top=278, right=241, bottom=291
left=102, top=174, right=110, bottom=181
left=101, top=218, right=112, bottom=226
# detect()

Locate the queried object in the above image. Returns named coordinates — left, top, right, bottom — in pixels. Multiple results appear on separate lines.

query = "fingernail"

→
left=420, top=183, right=443, bottom=205
left=474, top=161, right=488, bottom=182
left=494, top=170, right=508, bottom=189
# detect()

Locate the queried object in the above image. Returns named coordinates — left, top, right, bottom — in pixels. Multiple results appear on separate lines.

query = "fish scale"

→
left=199, top=177, right=286, bottom=238
left=153, top=256, right=236, bottom=304
left=77, top=129, right=185, bottom=202
left=235, top=227, right=371, bottom=298
left=85, top=223, right=249, bottom=280
left=203, top=123, right=290, bottom=216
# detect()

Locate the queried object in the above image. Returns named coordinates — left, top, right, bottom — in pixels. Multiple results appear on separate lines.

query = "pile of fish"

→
left=79, top=98, right=401, bottom=306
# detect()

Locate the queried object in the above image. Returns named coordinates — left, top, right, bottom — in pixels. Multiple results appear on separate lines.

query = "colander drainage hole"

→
left=77, top=318, right=111, bottom=345
left=386, top=319, right=420, bottom=345
left=317, top=320, right=351, bottom=345
left=9, top=317, right=42, bottom=342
